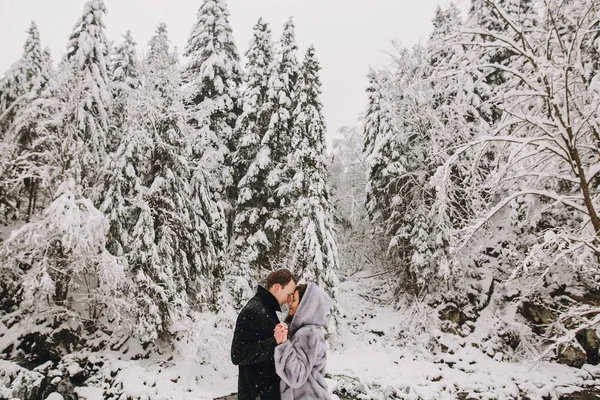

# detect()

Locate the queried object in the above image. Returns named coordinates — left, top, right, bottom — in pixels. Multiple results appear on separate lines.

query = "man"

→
left=231, top=269, right=296, bottom=400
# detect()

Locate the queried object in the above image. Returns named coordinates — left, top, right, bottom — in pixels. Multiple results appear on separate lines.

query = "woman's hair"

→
left=285, top=284, right=308, bottom=326
left=295, top=284, right=308, bottom=304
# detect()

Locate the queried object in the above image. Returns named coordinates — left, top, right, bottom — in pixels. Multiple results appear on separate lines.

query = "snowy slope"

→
left=2, top=266, right=600, bottom=399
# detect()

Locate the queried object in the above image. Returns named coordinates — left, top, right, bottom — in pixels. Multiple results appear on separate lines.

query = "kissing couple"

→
left=231, top=268, right=332, bottom=400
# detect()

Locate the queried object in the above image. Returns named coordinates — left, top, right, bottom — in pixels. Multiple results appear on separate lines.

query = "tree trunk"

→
left=32, top=183, right=38, bottom=214
left=26, top=179, right=35, bottom=220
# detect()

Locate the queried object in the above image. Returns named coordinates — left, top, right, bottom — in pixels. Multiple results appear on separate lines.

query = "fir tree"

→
left=288, top=46, right=340, bottom=332
left=110, top=31, right=141, bottom=91
left=231, top=18, right=273, bottom=220
left=0, top=21, right=44, bottom=138
left=229, top=18, right=274, bottom=301
left=65, top=0, right=112, bottom=190
left=232, top=18, right=300, bottom=273
left=100, top=24, right=223, bottom=341
left=146, top=23, right=171, bottom=71
left=182, top=0, right=242, bottom=236
left=290, top=46, right=328, bottom=202
left=10, top=46, right=56, bottom=219
left=363, top=69, right=396, bottom=226
left=109, top=31, right=141, bottom=152
left=0, top=22, right=54, bottom=220
left=266, top=17, right=300, bottom=166
left=0, top=179, right=126, bottom=322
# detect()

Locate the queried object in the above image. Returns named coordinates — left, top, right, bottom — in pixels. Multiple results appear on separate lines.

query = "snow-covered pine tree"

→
left=0, top=22, right=55, bottom=221
left=0, top=22, right=44, bottom=137
left=64, top=0, right=112, bottom=191
left=429, top=4, right=463, bottom=67
left=288, top=45, right=340, bottom=333
left=260, top=17, right=300, bottom=263
left=0, top=21, right=44, bottom=143
left=182, top=0, right=242, bottom=240
left=267, top=17, right=300, bottom=167
left=363, top=38, right=471, bottom=295
left=229, top=18, right=275, bottom=302
left=100, top=24, right=173, bottom=263
left=111, top=31, right=141, bottom=91
left=363, top=69, right=396, bottom=227
left=367, top=48, right=441, bottom=292
left=10, top=46, right=56, bottom=219
left=12, top=35, right=50, bottom=151
left=109, top=30, right=141, bottom=152
left=99, top=23, right=224, bottom=341
left=0, top=178, right=127, bottom=326
left=231, top=18, right=300, bottom=275
left=146, top=23, right=171, bottom=71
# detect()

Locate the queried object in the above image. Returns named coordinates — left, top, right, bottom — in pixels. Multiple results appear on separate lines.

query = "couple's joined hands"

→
left=274, top=323, right=288, bottom=344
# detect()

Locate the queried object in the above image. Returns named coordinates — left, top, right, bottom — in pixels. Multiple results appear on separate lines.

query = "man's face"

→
left=274, top=281, right=296, bottom=306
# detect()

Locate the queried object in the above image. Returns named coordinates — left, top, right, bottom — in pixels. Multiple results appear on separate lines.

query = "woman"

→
left=274, top=282, right=332, bottom=400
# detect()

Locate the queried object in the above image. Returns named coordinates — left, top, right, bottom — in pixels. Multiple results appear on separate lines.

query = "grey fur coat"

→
left=275, top=283, right=332, bottom=400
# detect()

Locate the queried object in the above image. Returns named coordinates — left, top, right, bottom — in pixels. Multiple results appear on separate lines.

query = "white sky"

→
left=0, top=0, right=453, bottom=146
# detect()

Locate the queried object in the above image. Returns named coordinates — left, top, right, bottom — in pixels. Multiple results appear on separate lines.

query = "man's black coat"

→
left=231, top=285, right=282, bottom=400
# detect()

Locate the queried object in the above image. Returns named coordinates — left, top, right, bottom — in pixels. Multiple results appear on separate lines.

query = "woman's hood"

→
left=289, top=282, right=332, bottom=335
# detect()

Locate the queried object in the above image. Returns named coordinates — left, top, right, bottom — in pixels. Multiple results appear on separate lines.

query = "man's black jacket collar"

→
left=256, top=285, right=281, bottom=313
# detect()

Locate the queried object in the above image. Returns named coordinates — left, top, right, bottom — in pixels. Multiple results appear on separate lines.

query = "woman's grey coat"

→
left=275, top=283, right=332, bottom=400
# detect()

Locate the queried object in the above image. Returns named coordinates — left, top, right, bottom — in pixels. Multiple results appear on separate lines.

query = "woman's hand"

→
left=274, top=323, right=288, bottom=344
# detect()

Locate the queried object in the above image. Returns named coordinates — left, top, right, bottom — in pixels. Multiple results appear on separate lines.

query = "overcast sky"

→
left=0, top=0, right=453, bottom=146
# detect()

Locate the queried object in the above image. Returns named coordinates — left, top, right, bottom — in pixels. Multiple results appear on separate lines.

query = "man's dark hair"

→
left=266, top=269, right=296, bottom=289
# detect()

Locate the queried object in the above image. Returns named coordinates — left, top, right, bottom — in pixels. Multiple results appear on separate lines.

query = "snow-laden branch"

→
left=0, top=94, right=27, bottom=123
left=493, top=110, right=571, bottom=159
left=501, top=171, right=579, bottom=185
left=461, top=28, right=537, bottom=65
left=586, top=163, right=600, bottom=184
left=470, top=63, right=544, bottom=94
left=456, top=189, right=588, bottom=255
left=544, top=304, right=600, bottom=360
left=447, top=135, right=569, bottom=168
left=485, top=0, right=534, bottom=52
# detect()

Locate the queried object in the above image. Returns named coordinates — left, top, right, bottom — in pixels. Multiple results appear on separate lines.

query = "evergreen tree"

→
left=0, top=63, right=22, bottom=138
left=363, top=43, right=464, bottom=293
left=0, top=21, right=44, bottom=138
left=10, top=47, right=56, bottom=219
left=109, top=31, right=141, bottom=151
left=100, top=23, right=223, bottom=341
left=231, top=18, right=273, bottom=218
left=65, top=0, right=112, bottom=190
left=229, top=18, right=274, bottom=301
left=110, top=31, right=141, bottom=91
left=429, top=4, right=463, bottom=67
left=182, top=0, right=242, bottom=236
left=0, top=22, right=54, bottom=220
left=288, top=46, right=340, bottom=332
left=146, top=23, right=171, bottom=70
left=266, top=17, right=300, bottom=166
left=363, top=69, right=396, bottom=226
left=232, top=18, right=300, bottom=273
left=0, top=179, right=126, bottom=322
left=290, top=46, right=328, bottom=202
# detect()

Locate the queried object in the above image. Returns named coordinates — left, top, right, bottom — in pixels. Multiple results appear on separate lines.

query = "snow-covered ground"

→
left=2, top=266, right=600, bottom=400
left=327, top=270, right=600, bottom=399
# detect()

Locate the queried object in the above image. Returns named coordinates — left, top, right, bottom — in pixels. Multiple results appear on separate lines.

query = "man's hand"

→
left=274, top=323, right=288, bottom=344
